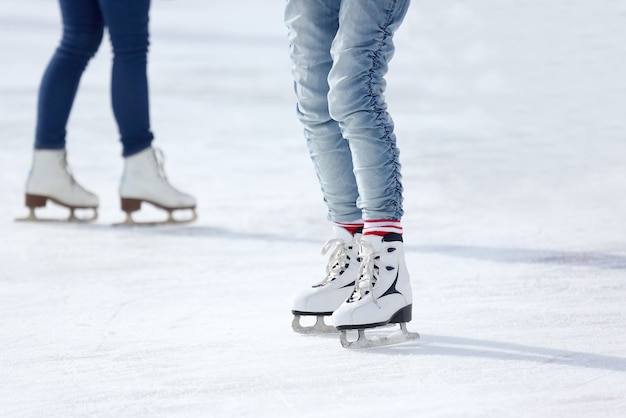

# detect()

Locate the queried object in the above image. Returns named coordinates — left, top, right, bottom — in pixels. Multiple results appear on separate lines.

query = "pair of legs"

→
left=286, top=0, right=410, bottom=224
left=286, top=0, right=416, bottom=345
left=24, top=0, right=196, bottom=223
left=36, top=0, right=152, bottom=157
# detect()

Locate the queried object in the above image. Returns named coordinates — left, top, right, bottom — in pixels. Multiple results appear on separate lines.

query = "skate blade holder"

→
left=339, top=323, right=419, bottom=349
left=292, top=312, right=337, bottom=334
left=115, top=198, right=197, bottom=226
left=16, top=196, right=98, bottom=223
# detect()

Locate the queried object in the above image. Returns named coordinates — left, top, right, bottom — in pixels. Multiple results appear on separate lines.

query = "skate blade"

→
left=292, top=314, right=337, bottom=334
left=15, top=207, right=98, bottom=223
left=339, top=323, right=419, bottom=349
left=113, top=208, right=197, bottom=227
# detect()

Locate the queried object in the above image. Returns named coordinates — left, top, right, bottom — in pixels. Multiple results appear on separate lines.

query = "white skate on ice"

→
left=117, top=147, right=197, bottom=226
left=331, top=233, right=419, bottom=349
left=291, top=226, right=361, bottom=334
left=17, top=149, right=99, bottom=222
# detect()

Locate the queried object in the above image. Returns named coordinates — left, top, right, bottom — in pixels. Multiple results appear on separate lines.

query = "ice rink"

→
left=1, top=1, right=625, bottom=416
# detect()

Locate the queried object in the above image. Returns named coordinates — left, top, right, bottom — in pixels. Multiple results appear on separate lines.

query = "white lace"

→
left=315, top=239, right=350, bottom=286
left=59, top=151, right=90, bottom=194
left=349, top=239, right=379, bottom=305
left=151, top=147, right=169, bottom=181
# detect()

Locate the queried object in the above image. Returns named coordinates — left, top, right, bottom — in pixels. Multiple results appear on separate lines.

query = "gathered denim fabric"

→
left=35, top=0, right=153, bottom=157
left=286, top=0, right=410, bottom=222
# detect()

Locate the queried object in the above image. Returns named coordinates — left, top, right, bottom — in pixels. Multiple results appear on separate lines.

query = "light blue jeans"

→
left=286, top=0, right=410, bottom=222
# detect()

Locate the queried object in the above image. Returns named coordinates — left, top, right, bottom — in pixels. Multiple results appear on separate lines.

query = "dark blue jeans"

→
left=35, top=0, right=153, bottom=157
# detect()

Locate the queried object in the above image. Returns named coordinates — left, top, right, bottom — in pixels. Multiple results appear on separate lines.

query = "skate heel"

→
left=25, top=194, right=47, bottom=209
left=389, top=304, right=412, bottom=324
left=121, top=198, right=142, bottom=213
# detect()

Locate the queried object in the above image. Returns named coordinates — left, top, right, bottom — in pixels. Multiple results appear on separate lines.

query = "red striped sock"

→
left=332, top=221, right=364, bottom=235
left=363, top=219, right=403, bottom=237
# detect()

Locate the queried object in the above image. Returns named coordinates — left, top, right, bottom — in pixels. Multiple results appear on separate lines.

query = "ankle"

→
left=363, top=219, right=403, bottom=237
left=332, top=220, right=364, bottom=237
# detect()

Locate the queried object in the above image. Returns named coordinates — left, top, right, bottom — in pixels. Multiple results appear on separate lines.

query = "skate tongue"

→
left=361, top=234, right=384, bottom=252
left=332, top=224, right=356, bottom=242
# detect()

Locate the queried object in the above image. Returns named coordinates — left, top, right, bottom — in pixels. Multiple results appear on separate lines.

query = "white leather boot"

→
left=22, top=149, right=99, bottom=221
left=331, top=233, right=419, bottom=348
left=292, top=225, right=361, bottom=333
left=119, top=147, right=196, bottom=223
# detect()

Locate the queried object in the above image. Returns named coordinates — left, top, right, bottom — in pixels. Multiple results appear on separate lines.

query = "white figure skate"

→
left=117, top=147, right=197, bottom=225
left=331, top=233, right=419, bottom=348
left=17, top=149, right=99, bottom=222
left=292, top=226, right=361, bottom=334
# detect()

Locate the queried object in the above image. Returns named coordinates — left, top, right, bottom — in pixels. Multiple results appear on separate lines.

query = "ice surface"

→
left=1, top=1, right=625, bottom=417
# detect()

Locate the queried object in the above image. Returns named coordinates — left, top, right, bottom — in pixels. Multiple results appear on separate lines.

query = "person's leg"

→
left=24, top=0, right=102, bottom=220
left=286, top=0, right=361, bottom=224
left=98, top=0, right=195, bottom=223
left=35, top=0, right=104, bottom=150
left=328, top=0, right=410, bottom=223
left=98, top=0, right=153, bottom=157
left=286, top=0, right=362, bottom=330
left=328, top=0, right=416, bottom=342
